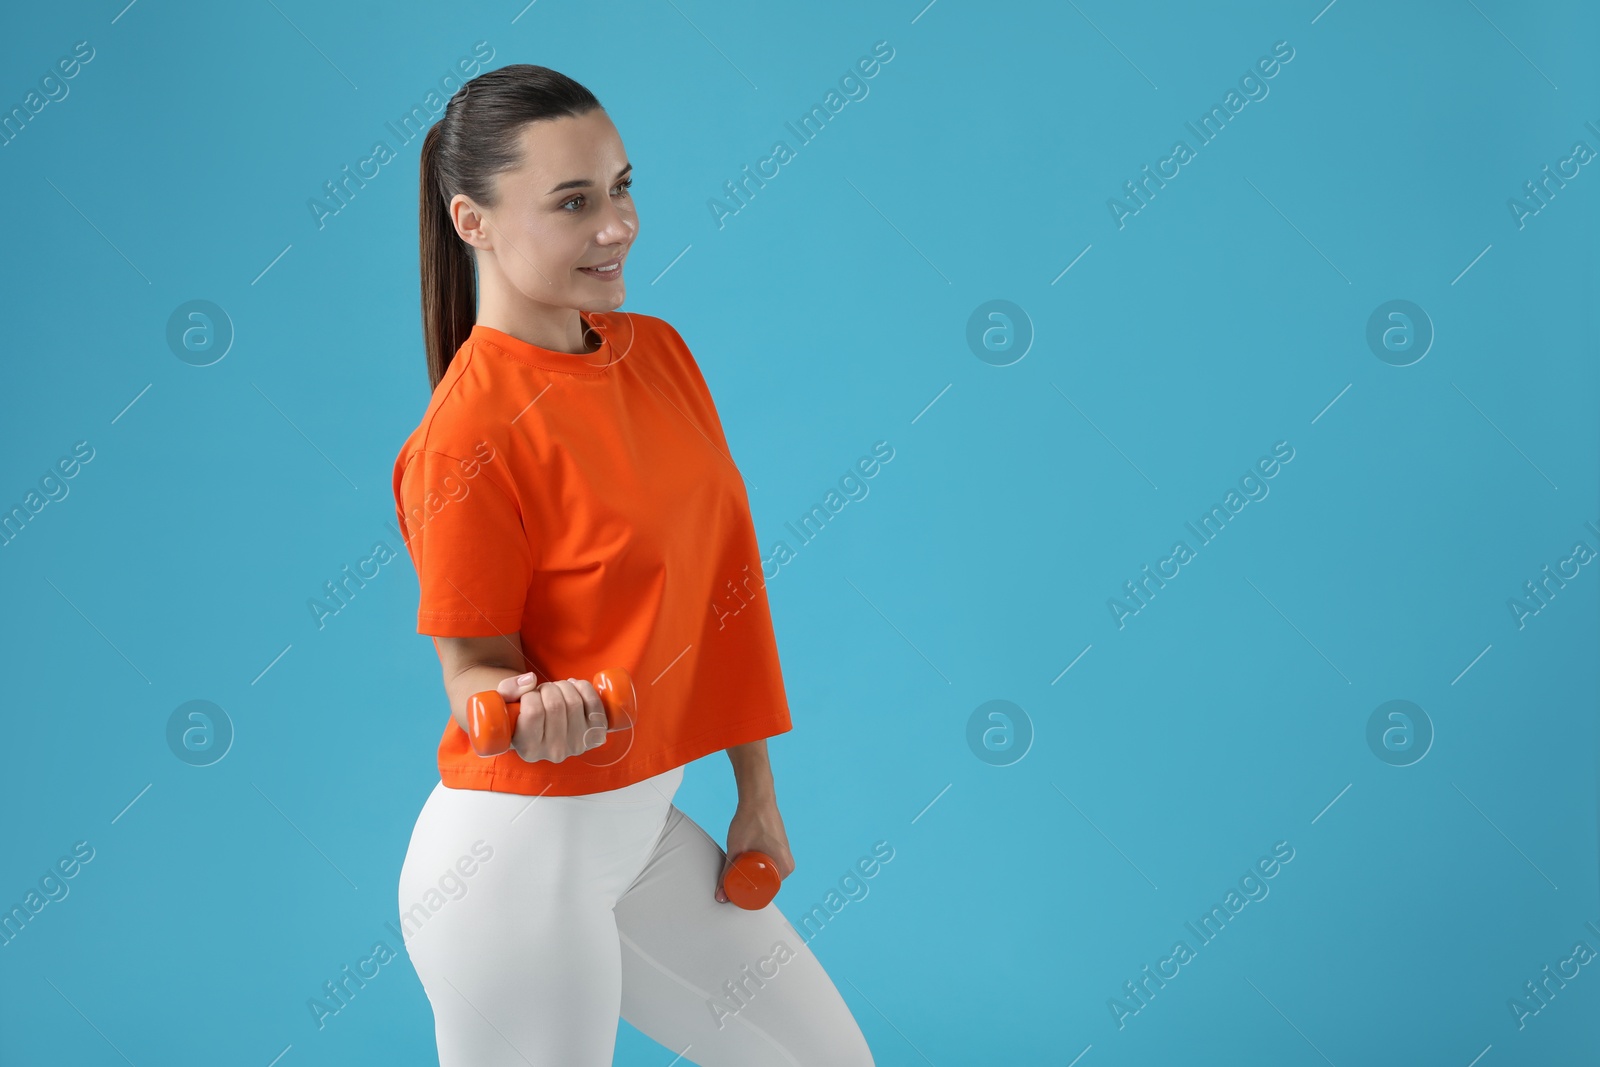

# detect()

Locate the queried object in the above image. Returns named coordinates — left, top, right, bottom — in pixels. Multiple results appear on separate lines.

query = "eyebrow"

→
left=547, top=163, right=632, bottom=196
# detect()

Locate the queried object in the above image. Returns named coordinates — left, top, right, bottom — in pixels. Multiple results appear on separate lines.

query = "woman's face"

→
left=453, top=109, right=638, bottom=318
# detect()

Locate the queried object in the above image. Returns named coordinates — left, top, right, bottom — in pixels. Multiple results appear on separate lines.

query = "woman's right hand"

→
left=495, top=673, right=610, bottom=764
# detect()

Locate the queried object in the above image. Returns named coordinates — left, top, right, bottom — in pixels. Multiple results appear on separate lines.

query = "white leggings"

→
left=396, top=764, right=876, bottom=1066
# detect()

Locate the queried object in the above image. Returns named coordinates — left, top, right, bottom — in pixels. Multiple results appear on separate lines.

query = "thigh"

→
left=614, top=805, right=875, bottom=1067
left=397, top=782, right=642, bottom=1067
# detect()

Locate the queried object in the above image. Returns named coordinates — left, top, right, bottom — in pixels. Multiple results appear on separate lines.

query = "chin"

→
left=579, top=290, right=626, bottom=313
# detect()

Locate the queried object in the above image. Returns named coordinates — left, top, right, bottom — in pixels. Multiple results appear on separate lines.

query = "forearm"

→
left=431, top=634, right=529, bottom=739
left=727, top=738, right=776, bottom=806
left=443, top=663, right=529, bottom=738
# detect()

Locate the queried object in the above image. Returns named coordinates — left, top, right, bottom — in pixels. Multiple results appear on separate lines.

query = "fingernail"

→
left=517, top=672, right=534, bottom=684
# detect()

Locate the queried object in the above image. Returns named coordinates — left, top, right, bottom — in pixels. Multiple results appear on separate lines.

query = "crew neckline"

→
left=468, top=314, right=617, bottom=375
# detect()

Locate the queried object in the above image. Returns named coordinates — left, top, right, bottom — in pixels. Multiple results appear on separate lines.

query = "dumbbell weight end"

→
left=721, top=850, right=781, bottom=910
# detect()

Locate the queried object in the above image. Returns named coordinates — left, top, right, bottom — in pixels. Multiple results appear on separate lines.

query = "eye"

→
left=561, top=176, right=633, bottom=213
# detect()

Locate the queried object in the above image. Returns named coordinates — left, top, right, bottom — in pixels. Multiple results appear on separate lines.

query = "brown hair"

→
left=418, top=64, right=603, bottom=391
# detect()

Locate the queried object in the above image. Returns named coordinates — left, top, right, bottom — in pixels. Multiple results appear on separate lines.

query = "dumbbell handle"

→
left=467, top=667, right=636, bottom=758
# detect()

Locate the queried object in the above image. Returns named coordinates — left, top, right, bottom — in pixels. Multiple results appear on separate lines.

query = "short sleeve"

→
left=396, top=449, right=532, bottom=636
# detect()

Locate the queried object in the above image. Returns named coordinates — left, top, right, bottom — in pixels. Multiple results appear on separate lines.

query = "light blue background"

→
left=2, top=1, right=1597, bottom=1064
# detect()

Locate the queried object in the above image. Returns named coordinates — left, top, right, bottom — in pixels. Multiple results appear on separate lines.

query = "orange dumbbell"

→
left=466, top=667, right=636, bottom=758
left=722, top=850, right=781, bottom=910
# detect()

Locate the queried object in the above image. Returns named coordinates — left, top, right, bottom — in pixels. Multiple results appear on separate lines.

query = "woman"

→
left=391, top=64, right=875, bottom=1066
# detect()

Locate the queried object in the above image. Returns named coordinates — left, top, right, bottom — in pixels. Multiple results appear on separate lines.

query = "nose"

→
left=594, top=195, right=637, bottom=245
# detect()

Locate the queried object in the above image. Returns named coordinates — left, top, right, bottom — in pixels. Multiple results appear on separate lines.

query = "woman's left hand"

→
left=717, top=797, right=795, bottom=903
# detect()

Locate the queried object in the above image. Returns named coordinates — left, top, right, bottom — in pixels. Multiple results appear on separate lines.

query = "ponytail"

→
left=416, top=65, right=603, bottom=391
left=418, top=123, right=477, bottom=392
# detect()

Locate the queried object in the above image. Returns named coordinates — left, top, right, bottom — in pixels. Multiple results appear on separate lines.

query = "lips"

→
left=578, top=251, right=626, bottom=278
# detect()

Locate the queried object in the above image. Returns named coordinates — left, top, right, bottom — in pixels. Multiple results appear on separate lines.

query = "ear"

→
left=449, top=194, right=491, bottom=250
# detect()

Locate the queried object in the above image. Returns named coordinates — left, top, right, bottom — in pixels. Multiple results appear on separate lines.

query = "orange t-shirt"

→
left=391, top=313, right=792, bottom=796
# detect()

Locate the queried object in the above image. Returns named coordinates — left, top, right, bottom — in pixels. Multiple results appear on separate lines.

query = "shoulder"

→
left=617, top=310, right=680, bottom=340
left=391, top=345, right=517, bottom=483
left=615, top=312, right=714, bottom=391
left=612, top=311, right=689, bottom=358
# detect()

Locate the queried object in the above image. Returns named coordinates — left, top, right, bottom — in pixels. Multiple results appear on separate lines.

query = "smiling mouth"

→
left=578, top=252, right=626, bottom=279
